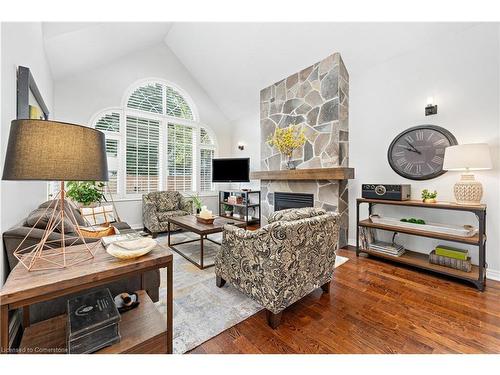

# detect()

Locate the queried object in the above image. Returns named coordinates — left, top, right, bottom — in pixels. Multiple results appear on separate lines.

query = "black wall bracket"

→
left=425, top=104, right=438, bottom=116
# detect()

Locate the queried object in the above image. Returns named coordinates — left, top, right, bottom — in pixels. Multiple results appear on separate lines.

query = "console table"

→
left=356, top=198, right=487, bottom=291
left=218, top=190, right=261, bottom=226
left=0, top=243, right=173, bottom=354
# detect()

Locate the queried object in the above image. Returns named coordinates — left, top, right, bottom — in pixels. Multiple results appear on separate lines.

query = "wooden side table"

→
left=0, top=242, right=173, bottom=354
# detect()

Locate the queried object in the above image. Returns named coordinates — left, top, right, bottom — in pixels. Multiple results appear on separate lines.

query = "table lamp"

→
left=443, top=143, right=492, bottom=205
left=2, top=119, right=108, bottom=271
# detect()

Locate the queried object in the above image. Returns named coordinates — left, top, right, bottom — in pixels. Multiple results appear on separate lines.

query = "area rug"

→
left=155, top=231, right=349, bottom=353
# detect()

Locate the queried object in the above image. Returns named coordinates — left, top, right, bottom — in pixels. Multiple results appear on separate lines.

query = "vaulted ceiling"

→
left=42, top=22, right=478, bottom=122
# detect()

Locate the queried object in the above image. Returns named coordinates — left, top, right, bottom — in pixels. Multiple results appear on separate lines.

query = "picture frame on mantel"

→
left=17, top=66, right=50, bottom=120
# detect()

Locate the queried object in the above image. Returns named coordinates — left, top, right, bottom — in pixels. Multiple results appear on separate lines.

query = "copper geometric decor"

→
left=13, top=182, right=99, bottom=271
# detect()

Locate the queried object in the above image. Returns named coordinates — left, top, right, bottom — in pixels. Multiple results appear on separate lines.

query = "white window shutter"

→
left=126, top=116, right=160, bottom=194
left=200, top=148, right=214, bottom=192
left=127, top=83, right=163, bottom=114
left=166, top=123, right=194, bottom=192
left=165, top=86, right=194, bottom=120
left=95, top=112, right=120, bottom=133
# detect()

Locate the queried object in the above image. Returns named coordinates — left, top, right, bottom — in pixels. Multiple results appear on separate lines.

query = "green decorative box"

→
left=435, top=245, right=469, bottom=261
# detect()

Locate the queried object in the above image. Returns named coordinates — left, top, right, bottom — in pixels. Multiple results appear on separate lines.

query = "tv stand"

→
left=218, top=190, right=261, bottom=226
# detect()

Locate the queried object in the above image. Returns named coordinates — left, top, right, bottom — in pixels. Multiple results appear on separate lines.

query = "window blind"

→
left=166, top=123, right=194, bottom=192
left=127, top=83, right=163, bottom=114
left=95, top=112, right=120, bottom=133
left=200, top=148, right=214, bottom=192
left=105, top=139, right=118, bottom=158
left=126, top=116, right=160, bottom=194
left=165, top=86, right=193, bottom=120
left=200, top=127, right=213, bottom=145
left=107, top=170, right=118, bottom=195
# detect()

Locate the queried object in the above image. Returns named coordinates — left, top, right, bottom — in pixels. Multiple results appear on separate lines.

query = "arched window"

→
left=90, top=80, right=217, bottom=198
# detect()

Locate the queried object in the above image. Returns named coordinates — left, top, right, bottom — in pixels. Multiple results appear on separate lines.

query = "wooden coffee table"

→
left=167, top=215, right=246, bottom=269
left=0, top=242, right=173, bottom=354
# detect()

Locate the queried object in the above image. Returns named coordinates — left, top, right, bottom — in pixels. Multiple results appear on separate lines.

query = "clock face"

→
left=388, top=125, right=458, bottom=180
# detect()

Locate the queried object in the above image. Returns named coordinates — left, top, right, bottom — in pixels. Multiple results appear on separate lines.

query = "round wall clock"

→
left=387, top=125, right=458, bottom=180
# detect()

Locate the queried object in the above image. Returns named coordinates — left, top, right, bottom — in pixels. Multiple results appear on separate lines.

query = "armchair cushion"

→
left=267, top=207, right=326, bottom=223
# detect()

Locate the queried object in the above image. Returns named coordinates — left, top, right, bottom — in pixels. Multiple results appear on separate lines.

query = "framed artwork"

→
left=17, top=66, right=50, bottom=120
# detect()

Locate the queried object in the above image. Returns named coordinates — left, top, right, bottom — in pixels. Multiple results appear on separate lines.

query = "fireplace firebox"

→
left=274, top=192, right=314, bottom=211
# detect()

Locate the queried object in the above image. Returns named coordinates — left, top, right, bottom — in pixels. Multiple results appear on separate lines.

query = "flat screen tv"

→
left=212, top=158, right=250, bottom=182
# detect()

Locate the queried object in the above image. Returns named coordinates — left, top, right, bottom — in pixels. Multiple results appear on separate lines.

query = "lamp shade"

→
left=2, top=119, right=108, bottom=181
left=443, top=143, right=492, bottom=171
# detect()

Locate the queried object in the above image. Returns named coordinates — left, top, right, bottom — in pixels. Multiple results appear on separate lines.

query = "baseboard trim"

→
left=347, top=238, right=500, bottom=282
left=486, top=269, right=500, bottom=281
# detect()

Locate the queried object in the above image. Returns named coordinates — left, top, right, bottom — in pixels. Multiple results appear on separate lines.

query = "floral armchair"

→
left=215, top=207, right=339, bottom=328
left=142, top=191, right=193, bottom=237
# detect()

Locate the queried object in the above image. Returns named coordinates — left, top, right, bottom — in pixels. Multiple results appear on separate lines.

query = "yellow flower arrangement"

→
left=267, top=126, right=306, bottom=159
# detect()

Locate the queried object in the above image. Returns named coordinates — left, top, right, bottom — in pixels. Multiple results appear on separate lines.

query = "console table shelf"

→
left=356, top=198, right=487, bottom=291
left=358, top=219, right=481, bottom=246
left=19, top=290, right=167, bottom=354
left=218, top=190, right=261, bottom=226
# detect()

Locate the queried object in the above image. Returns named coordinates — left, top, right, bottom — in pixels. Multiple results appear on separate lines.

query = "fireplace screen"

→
left=274, top=192, right=314, bottom=211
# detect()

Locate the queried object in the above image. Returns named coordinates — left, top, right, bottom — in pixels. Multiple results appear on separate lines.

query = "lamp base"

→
left=453, top=173, right=483, bottom=205
left=13, top=182, right=98, bottom=271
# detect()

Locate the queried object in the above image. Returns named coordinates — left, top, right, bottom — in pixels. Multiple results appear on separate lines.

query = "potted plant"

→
left=66, top=181, right=105, bottom=207
left=190, top=194, right=203, bottom=214
left=267, top=125, right=306, bottom=170
left=421, top=189, right=438, bottom=203
left=223, top=204, right=233, bottom=217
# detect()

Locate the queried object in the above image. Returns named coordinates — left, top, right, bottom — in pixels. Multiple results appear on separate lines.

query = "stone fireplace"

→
left=252, top=52, right=352, bottom=247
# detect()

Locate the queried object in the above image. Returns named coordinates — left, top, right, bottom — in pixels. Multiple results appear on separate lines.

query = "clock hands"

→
left=405, top=140, right=422, bottom=155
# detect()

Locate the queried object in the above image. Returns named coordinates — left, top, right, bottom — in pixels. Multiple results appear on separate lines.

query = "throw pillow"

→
left=157, top=193, right=180, bottom=212
left=38, top=199, right=86, bottom=226
left=25, top=208, right=76, bottom=233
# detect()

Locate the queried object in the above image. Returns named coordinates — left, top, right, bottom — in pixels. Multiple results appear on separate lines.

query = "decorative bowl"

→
left=196, top=215, right=216, bottom=224
left=106, top=237, right=156, bottom=259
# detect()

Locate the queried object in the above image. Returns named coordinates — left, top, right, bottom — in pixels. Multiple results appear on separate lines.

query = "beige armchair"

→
left=215, top=207, right=339, bottom=328
left=142, top=191, right=193, bottom=237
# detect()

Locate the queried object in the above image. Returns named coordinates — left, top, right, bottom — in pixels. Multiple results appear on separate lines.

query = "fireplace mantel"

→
left=250, top=167, right=354, bottom=181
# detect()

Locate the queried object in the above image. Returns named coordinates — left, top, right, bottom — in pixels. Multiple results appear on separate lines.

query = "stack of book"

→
left=368, top=240, right=405, bottom=257
left=428, top=245, right=472, bottom=272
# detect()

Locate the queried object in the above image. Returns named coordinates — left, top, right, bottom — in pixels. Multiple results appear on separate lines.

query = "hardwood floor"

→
left=189, top=247, right=500, bottom=354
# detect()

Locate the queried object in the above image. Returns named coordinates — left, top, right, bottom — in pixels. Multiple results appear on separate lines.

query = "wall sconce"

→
left=425, top=96, right=438, bottom=116
left=238, top=143, right=245, bottom=151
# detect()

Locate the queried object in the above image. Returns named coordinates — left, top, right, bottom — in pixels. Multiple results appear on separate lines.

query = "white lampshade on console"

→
left=443, top=143, right=492, bottom=205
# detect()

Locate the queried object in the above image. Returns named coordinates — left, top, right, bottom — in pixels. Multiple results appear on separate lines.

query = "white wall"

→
left=230, top=23, right=500, bottom=279
left=0, top=23, right=54, bottom=284
left=54, top=43, right=232, bottom=227
left=230, top=112, right=261, bottom=191
left=349, top=23, right=500, bottom=279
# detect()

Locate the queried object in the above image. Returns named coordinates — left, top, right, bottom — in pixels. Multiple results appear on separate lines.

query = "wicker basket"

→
left=429, top=250, right=472, bottom=272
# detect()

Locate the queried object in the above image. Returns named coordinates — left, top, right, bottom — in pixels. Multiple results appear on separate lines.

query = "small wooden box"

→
left=67, top=288, right=121, bottom=354
left=196, top=215, right=216, bottom=225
